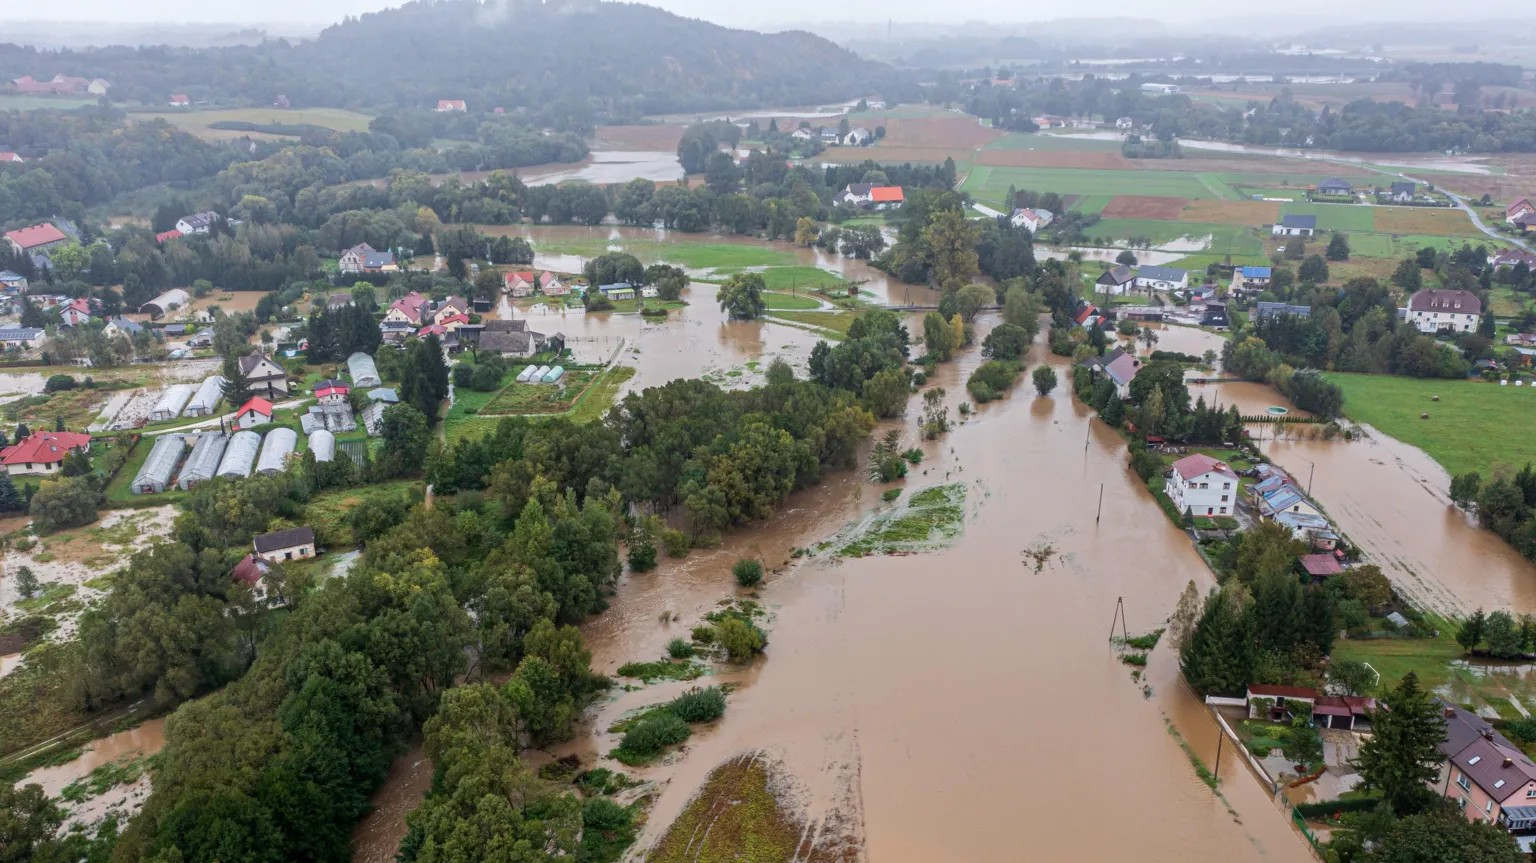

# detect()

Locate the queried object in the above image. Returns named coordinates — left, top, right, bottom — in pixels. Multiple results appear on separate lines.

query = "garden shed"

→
left=178, top=433, right=228, bottom=489
left=131, top=434, right=187, bottom=494
left=256, top=428, right=298, bottom=475
left=217, top=431, right=261, bottom=478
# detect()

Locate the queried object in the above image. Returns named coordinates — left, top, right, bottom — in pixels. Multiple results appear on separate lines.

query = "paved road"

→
left=1326, top=158, right=1535, bottom=253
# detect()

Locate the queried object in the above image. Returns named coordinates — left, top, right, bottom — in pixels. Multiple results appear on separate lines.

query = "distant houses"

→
left=436, top=99, right=467, bottom=112
left=842, top=127, right=873, bottom=146
left=11, top=74, right=107, bottom=96
left=836, top=184, right=904, bottom=210
left=1490, top=248, right=1536, bottom=270
left=4, top=223, right=69, bottom=256
left=1010, top=208, right=1054, bottom=232
left=175, top=211, right=220, bottom=235
left=1314, top=177, right=1354, bottom=197
left=1078, top=347, right=1141, bottom=399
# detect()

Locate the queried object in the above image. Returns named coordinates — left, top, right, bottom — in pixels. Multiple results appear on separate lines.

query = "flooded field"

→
left=22, top=717, right=166, bottom=827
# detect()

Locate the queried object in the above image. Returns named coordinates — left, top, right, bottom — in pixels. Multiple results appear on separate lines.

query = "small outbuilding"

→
left=131, top=434, right=187, bottom=494
left=140, top=288, right=191, bottom=318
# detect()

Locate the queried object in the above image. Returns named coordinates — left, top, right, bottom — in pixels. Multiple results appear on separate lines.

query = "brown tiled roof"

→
left=1407, top=289, right=1481, bottom=315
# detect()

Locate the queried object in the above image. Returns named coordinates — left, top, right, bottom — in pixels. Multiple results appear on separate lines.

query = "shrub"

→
left=661, top=529, right=690, bottom=558
left=716, top=617, right=767, bottom=661
left=881, top=488, right=901, bottom=502
left=627, top=536, right=657, bottom=572
left=732, top=558, right=764, bottom=587
left=667, top=686, right=727, bottom=722
left=617, top=712, right=691, bottom=759
left=911, top=370, right=927, bottom=386
left=666, top=638, right=694, bottom=659
left=966, top=360, right=1020, bottom=403
left=902, top=448, right=923, bottom=464
left=44, top=374, right=76, bottom=393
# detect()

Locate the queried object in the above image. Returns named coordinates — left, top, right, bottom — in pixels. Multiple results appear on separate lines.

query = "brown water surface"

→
left=22, top=717, right=167, bottom=798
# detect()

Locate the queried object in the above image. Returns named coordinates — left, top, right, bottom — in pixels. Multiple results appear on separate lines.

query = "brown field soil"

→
left=1180, top=199, right=1280, bottom=224
left=974, top=149, right=1135, bottom=169
left=1373, top=206, right=1484, bottom=236
left=809, top=146, right=971, bottom=164
left=1100, top=195, right=1189, bottom=220
left=594, top=124, right=685, bottom=152
left=880, top=116, right=1003, bottom=151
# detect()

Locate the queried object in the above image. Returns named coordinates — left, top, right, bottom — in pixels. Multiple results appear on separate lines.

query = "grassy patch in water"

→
left=838, top=482, right=966, bottom=557
left=648, top=754, right=833, bottom=863
left=614, top=659, right=706, bottom=683
left=59, top=755, right=154, bottom=803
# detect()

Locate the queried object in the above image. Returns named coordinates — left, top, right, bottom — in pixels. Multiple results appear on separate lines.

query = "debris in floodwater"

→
left=829, top=483, right=967, bottom=558
left=1020, top=542, right=1057, bottom=573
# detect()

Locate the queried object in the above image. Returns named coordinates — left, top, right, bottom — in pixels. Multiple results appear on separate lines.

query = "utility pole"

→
left=1107, top=596, right=1128, bottom=643
left=1096, top=483, right=1105, bottom=524
left=1213, top=727, right=1224, bottom=778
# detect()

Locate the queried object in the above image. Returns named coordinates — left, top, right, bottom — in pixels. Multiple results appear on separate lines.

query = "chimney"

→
left=1505, top=757, right=1515, bottom=768
left=1446, top=707, right=1457, bottom=718
left=1485, top=729, right=1496, bottom=741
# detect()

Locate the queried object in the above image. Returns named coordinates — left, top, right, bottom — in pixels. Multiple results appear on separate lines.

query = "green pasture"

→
left=1279, top=202, right=1376, bottom=232
left=1328, top=373, right=1536, bottom=477
left=962, top=165, right=1222, bottom=206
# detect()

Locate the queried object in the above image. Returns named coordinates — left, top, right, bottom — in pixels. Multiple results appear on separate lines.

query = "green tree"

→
left=1484, top=610, right=1524, bottom=658
left=1299, top=254, right=1330, bottom=283
left=1352, top=671, right=1444, bottom=815
left=921, top=209, right=981, bottom=287
left=922, top=311, right=957, bottom=361
left=1101, top=395, right=1124, bottom=426
left=717, top=272, right=766, bottom=320
left=379, top=403, right=430, bottom=477
left=860, top=367, right=910, bottom=419
left=732, top=558, right=764, bottom=587
left=716, top=617, right=767, bottom=662
left=0, top=783, right=64, bottom=863
left=981, top=323, right=1031, bottom=360
left=1115, top=250, right=1138, bottom=267
left=1330, top=659, right=1379, bottom=696
left=1366, top=810, right=1523, bottom=863
left=1000, top=286, right=1041, bottom=341
left=1392, top=257, right=1423, bottom=292
left=1179, top=585, right=1256, bottom=696
left=220, top=356, right=254, bottom=406
left=14, top=565, right=38, bottom=599
left=1031, top=365, right=1057, bottom=396
left=0, top=472, right=25, bottom=513
left=955, top=283, right=995, bottom=321
left=1326, top=232, right=1351, bottom=261
left=28, top=477, right=97, bottom=534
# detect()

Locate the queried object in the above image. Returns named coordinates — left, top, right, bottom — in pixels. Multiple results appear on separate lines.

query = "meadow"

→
left=124, top=107, right=376, bottom=139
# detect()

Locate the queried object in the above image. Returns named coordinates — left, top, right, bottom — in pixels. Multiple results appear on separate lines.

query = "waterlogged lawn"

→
left=648, top=755, right=818, bottom=863
left=765, top=310, right=859, bottom=337
left=761, top=291, right=823, bottom=311
left=1328, top=373, right=1536, bottom=477
left=835, top=483, right=967, bottom=557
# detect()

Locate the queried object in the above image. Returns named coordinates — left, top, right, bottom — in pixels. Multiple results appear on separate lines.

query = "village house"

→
left=168, top=93, right=190, bottom=107
left=0, top=327, right=43, bottom=347
left=314, top=379, right=350, bottom=405
left=1299, top=552, right=1343, bottom=581
left=539, top=272, right=568, bottom=296
left=1251, top=472, right=1323, bottom=520
left=1315, top=177, right=1354, bottom=196
left=1272, top=214, right=1318, bottom=237
left=836, top=184, right=905, bottom=210
left=155, top=229, right=183, bottom=245
left=103, top=317, right=142, bottom=340
left=1078, top=348, right=1141, bottom=399
left=504, top=270, right=538, bottom=297
left=433, top=296, right=469, bottom=325
left=187, top=327, right=214, bottom=348
left=0, top=430, right=90, bottom=476
left=12, top=74, right=98, bottom=96
left=469, top=319, right=553, bottom=358
left=1507, top=198, right=1535, bottom=225
left=338, top=242, right=397, bottom=275
left=1385, top=181, right=1417, bottom=202
left=1489, top=248, right=1536, bottom=270
left=1254, top=301, right=1312, bottom=322
left=233, top=396, right=274, bottom=430
left=436, top=99, right=467, bottom=112
left=599, top=283, right=637, bottom=301
left=1165, top=453, right=1238, bottom=518
left=175, top=211, right=220, bottom=235
left=1095, top=264, right=1136, bottom=296
left=231, top=553, right=270, bottom=590
left=0, top=152, right=22, bottom=163
left=0, top=271, right=26, bottom=293
left=237, top=352, right=289, bottom=399
left=1230, top=266, right=1272, bottom=295
left=1245, top=684, right=1374, bottom=730
left=1115, top=116, right=1135, bottom=130
left=1010, top=208, right=1054, bottom=232
left=842, top=127, right=873, bottom=146
left=253, top=526, right=317, bottom=563
left=1404, top=288, right=1481, bottom=334
left=4, top=223, right=69, bottom=256
left=1133, top=266, right=1189, bottom=292
left=790, top=127, right=815, bottom=141
left=384, top=292, right=430, bottom=326
left=1436, top=702, right=1536, bottom=847
left=58, top=298, right=94, bottom=327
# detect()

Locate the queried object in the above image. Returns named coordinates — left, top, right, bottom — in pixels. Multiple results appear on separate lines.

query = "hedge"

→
left=1293, top=797, right=1383, bottom=818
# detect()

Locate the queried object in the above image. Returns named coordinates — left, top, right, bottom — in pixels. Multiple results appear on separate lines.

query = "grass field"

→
left=715, top=266, right=843, bottom=292
left=962, top=166, right=1226, bottom=208
left=532, top=236, right=796, bottom=270
left=1373, top=207, right=1487, bottom=237
left=126, top=107, right=376, bottom=139
left=765, top=309, right=859, bottom=336
left=982, top=133, right=1123, bottom=152
left=1279, top=202, right=1377, bottom=232
left=1341, top=233, right=1396, bottom=258
left=1091, top=219, right=1265, bottom=257
left=0, top=95, right=99, bottom=111
left=307, top=480, right=421, bottom=546
left=761, top=291, right=823, bottom=310
left=1329, top=373, right=1536, bottom=477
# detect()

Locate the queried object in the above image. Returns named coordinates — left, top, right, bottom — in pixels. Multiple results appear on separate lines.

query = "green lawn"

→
left=1071, top=194, right=1114, bottom=214
left=962, top=166, right=1219, bottom=207
left=1341, top=233, right=1396, bottom=258
left=1234, top=186, right=1308, bottom=202
left=1090, top=219, right=1263, bottom=256
left=765, top=310, right=859, bottom=337
left=306, top=480, right=422, bottom=547
left=1394, top=234, right=1502, bottom=257
left=761, top=291, right=823, bottom=310
left=1331, top=624, right=1462, bottom=695
left=1328, top=373, right=1536, bottom=477
left=531, top=236, right=796, bottom=270
left=1279, top=202, right=1376, bottom=232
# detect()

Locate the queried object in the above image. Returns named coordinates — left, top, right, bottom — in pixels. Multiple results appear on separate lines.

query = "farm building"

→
left=300, top=404, right=355, bottom=434
left=140, top=288, right=191, bottom=317
left=348, top=352, right=381, bottom=387
left=178, top=433, right=229, bottom=489
left=541, top=366, right=565, bottom=383
left=308, top=429, right=336, bottom=463
left=131, top=435, right=188, bottom=494
left=256, top=428, right=298, bottom=475
left=216, top=431, right=262, bottom=479
left=183, top=375, right=226, bottom=417
left=149, top=384, right=195, bottom=421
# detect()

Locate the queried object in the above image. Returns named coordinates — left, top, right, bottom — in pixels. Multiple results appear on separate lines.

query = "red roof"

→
left=1073, top=304, right=1097, bottom=325
left=155, top=229, right=183, bottom=244
left=315, top=384, right=349, bottom=399
left=436, top=313, right=470, bottom=326
left=1299, top=553, right=1343, bottom=577
left=1509, top=198, right=1533, bottom=216
left=231, top=554, right=268, bottom=585
left=417, top=324, right=447, bottom=336
left=437, top=99, right=466, bottom=110
left=0, top=152, right=21, bottom=163
left=236, top=397, right=274, bottom=419
left=1247, top=684, right=1319, bottom=700
left=0, top=431, right=90, bottom=466
left=504, top=270, right=536, bottom=286
left=4, top=223, right=67, bottom=250
left=870, top=186, right=905, bottom=203
left=1170, top=453, right=1238, bottom=482
left=169, top=94, right=189, bottom=104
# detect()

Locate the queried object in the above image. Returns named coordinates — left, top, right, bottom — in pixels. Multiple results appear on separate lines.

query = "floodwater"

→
left=1049, top=131, right=1493, bottom=175
left=518, top=151, right=683, bottom=186
left=351, top=740, right=434, bottom=863
left=22, top=717, right=167, bottom=798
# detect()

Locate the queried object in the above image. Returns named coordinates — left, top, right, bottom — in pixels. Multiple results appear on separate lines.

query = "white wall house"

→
left=1133, top=266, right=1189, bottom=292
left=1165, top=454, right=1239, bottom=518
left=1405, top=289, right=1481, bottom=334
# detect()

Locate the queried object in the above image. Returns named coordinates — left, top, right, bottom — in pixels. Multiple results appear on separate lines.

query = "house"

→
left=175, top=212, right=219, bottom=235
left=1115, top=116, right=1135, bottom=130
left=790, top=127, right=815, bottom=141
left=384, top=292, right=430, bottom=326
left=0, top=152, right=22, bottom=164
left=1257, top=483, right=1323, bottom=520
left=817, top=127, right=840, bottom=144
left=1489, top=249, right=1536, bottom=270
left=599, top=283, right=636, bottom=301
left=1272, top=214, right=1318, bottom=237
left=237, top=352, right=289, bottom=399
left=58, top=298, right=93, bottom=327
left=338, top=243, right=396, bottom=274
left=233, top=396, right=274, bottom=430
left=1405, top=288, right=1481, bottom=334
left=1072, top=302, right=1101, bottom=329
left=168, top=93, right=190, bottom=107
left=1245, top=684, right=1318, bottom=721
left=0, top=328, right=43, bottom=347
left=1436, top=702, right=1536, bottom=839
left=1010, top=208, right=1054, bottom=232
left=1315, top=178, right=1354, bottom=196
left=1140, top=83, right=1181, bottom=95
left=1386, top=181, right=1417, bottom=202
left=1507, top=198, right=1535, bottom=225
left=1254, top=301, right=1312, bottom=322
left=155, top=229, right=183, bottom=244
left=436, top=99, right=467, bottom=112
left=0, top=431, right=91, bottom=476
left=474, top=319, right=549, bottom=358
left=1165, top=453, right=1239, bottom=518
left=12, top=75, right=93, bottom=96
left=379, top=320, right=415, bottom=344
left=1133, top=266, right=1189, bottom=292
left=231, top=553, right=270, bottom=588
left=4, top=223, right=69, bottom=255
left=253, top=526, right=316, bottom=563
left=0, top=271, right=26, bottom=292
left=504, top=270, right=538, bottom=297
left=843, top=127, right=873, bottom=146
left=539, top=272, right=568, bottom=296
left=1078, top=348, right=1141, bottom=399
left=1095, top=264, right=1136, bottom=295
left=314, top=379, right=350, bottom=405
left=1230, top=266, right=1272, bottom=295
left=837, top=184, right=905, bottom=210
left=1275, top=510, right=1339, bottom=550
left=1298, top=553, right=1343, bottom=579
left=433, top=297, right=469, bottom=325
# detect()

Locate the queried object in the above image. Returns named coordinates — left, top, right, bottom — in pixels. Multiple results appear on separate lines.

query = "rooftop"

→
left=1170, top=453, right=1238, bottom=482
left=253, top=526, right=316, bottom=554
left=0, top=431, right=90, bottom=466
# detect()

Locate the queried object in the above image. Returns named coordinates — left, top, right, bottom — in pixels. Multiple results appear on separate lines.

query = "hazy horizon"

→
left=0, top=0, right=1521, bottom=32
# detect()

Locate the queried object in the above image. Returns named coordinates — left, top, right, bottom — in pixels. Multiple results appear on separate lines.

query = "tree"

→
left=860, top=367, right=910, bottom=419
left=1031, top=365, right=1057, bottom=396
left=1457, top=608, right=1488, bottom=652
left=1001, top=286, right=1041, bottom=339
left=1327, top=232, right=1351, bottom=261
left=1366, top=810, right=1523, bottom=863
left=1179, top=585, right=1256, bottom=695
left=0, top=473, right=25, bottom=513
left=955, top=284, right=995, bottom=321
left=1115, top=250, right=1138, bottom=267
left=732, top=558, right=763, bottom=587
left=0, top=783, right=64, bottom=863
left=29, top=477, right=97, bottom=534
left=793, top=217, right=819, bottom=247
left=922, top=311, right=957, bottom=361
left=1352, top=671, right=1445, bottom=815
left=715, top=617, right=766, bottom=662
left=1393, top=257, right=1423, bottom=292
left=981, top=323, right=1030, bottom=360
left=221, top=356, right=254, bottom=406
left=1284, top=236, right=1306, bottom=261
left=717, top=272, right=766, bottom=320
left=379, top=403, right=430, bottom=478
left=1484, top=610, right=1524, bottom=658
left=1299, top=254, right=1330, bottom=283
left=1330, top=659, right=1378, bottom=696
left=921, top=209, right=981, bottom=287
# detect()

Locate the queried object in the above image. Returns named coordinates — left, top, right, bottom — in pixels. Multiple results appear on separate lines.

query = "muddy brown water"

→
left=22, top=717, right=167, bottom=798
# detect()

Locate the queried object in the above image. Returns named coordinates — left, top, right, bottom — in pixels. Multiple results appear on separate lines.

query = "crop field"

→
left=593, top=124, right=684, bottom=152
left=1070, top=194, right=1112, bottom=214
left=981, top=133, right=1124, bottom=152
left=1278, top=202, right=1377, bottom=232
left=975, top=148, right=1135, bottom=169
left=127, top=107, right=376, bottom=139
left=1373, top=206, right=1488, bottom=237
left=962, top=166, right=1225, bottom=207
left=1233, top=186, right=1309, bottom=201
left=1180, top=199, right=1281, bottom=224
left=1100, top=195, right=1188, bottom=220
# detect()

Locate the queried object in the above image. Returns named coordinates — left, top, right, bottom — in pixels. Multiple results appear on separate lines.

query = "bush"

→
left=661, top=528, right=690, bottom=558
left=716, top=617, right=767, bottom=661
left=732, top=558, right=764, bottom=587
left=617, top=712, right=691, bottom=759
left=690, top=625, right=715, bottom=644
left=902, top=448, right=923, bottom=464
left=44, top=374, right=76, bottom=393
left=666, top=638, right=694, bottom=659
left=911, top=370, right=927, bottom=385
left=667, top=686, right=727, bottom=722
left=881, top=488, right=901, bottom=502
left=627, top=536, right=657, bottom=572
left=967, top=360, right=1021, bottom=403
left=29, top=476, right=97, bottom=534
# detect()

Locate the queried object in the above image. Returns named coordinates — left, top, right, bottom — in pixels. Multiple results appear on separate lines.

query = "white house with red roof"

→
left=168, top=93, right=190, bottom=107
left=1164, top=453, right=1239, bottom=518
left=1404, top=288, right=1481, bottom=334
left=155, top=229, right=183, bottom=245
left=0, top=152, right=22, bottom=163
left=58, top=298, right=93, bottom=327
left=234, top=397, right=274, bottom=430
left=436, top=99, right=467, bottom=112
left=314, top=379, right=350, bottom=405
left=0, top=430, right=91, bottom=476
left=4, top=223, right=69, bottom=256
left=539, top=272, right=568, bottom=296
left=504, top=270, right=537, bottom=297
left=384, top=292, right=430, bottom=326
left=1507, top=198, right=1535, bottom=225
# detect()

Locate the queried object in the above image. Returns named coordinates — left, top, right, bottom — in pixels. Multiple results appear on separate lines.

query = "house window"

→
left=1458, top=773, right=1471, bottom=791
left=1487, top=799, right=1494, bottom=814
left=284, top=551, right=293, bottom=561
left=1221, top=495, right=1229, bottom=502
left=1223, top=483, right=1231, bottom=490
left=1526, top=787, right=1536, bottom=799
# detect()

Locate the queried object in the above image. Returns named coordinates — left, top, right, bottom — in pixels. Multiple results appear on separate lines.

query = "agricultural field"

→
left=1278, top=202, right=1377, bottom=232
left=125, top=107, right=376, bottom=140
left=0, top=95, right=98, bottom=111
left=1373, top=206, right=1490, bottom=237
left=962, top=166, right=1226, bottom=207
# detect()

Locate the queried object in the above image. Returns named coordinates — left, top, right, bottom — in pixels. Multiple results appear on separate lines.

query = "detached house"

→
left=384, top=292, right=430, bottom=326
left=1165, top=453, right=1238, bottom=518
left=314, top=379, right=350, bottom=405
left=434, top=297, right=469, bottom=325
left=504, top=270, right=538, bottom=297
left=338, top=243, right=397, bottom=275
left=4, top=223, right=69, bottom=256
left=1489, top=249, right=1536, bottom=270
left=1405, top=289, right=1480, bottom=334
left=1010, top=208, right=1054, bottom=232
left=1437, top=702, right=1536, bottom=845
left=1095, top=264, right=1136, bottom=296
left=436, top=99, right=467, bottom=112
left=1386, top=181, right=1416, bottom=202
left=58, top=298, right=94, bottom=327
left=539, top=272, right=569, bottom=296
left=0, top=271, right=26, bottom=292
left=1230, top=266, right=1272, bottom=295
left=843, top=127, right=873, bottom=146
left=1133, top=266, right=1189, bottom=292
left=0, top=431, right=91, bottom=476
left=253, top=526, right=316, bottom=563
left=234, top=396, right=274, bottom=430
left=1272, top=214, right=1317, bottom=237
left=0, top=152, right=22, bottom=163
left=1078, top=347, right=1141, bottom=399
left=175, top=211, right=220, bottom=235
left=1507, top=198, right=1535, bottom=225
left=1315, top=177, right=1354, bottom=196
left=836, top=184, right=904, bottom=210
left=237, top=352, right=289, bottom=399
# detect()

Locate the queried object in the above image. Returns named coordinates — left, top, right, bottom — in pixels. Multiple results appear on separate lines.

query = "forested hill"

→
left=0, top=1, right=888, bottom=125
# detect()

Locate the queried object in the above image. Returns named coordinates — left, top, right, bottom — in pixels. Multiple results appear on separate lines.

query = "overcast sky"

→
left=1, top=0, right=1502, bottom=27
